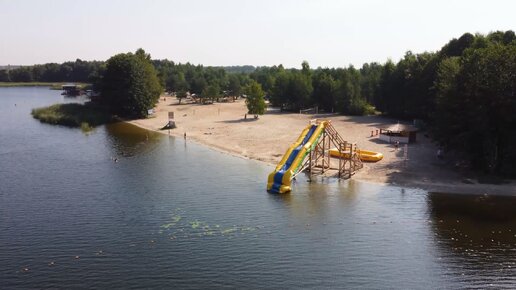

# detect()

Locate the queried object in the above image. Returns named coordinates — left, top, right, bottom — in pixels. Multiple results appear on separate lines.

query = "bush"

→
left=31, top=103, right=112, bottom=127
left=345, top=98, right=376, bottom=115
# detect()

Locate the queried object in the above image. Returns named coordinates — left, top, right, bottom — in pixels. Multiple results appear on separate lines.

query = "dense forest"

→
left=2, top=30, right=515, bottom=176
left=0, top=60, right=104, bottom=84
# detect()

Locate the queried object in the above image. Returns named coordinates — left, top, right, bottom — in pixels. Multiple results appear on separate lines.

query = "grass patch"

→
left=0, top=82, right=89, bottom=89
left=32, top=103, right=112, bottom=128
left=80, top=122, right=94, bottom=133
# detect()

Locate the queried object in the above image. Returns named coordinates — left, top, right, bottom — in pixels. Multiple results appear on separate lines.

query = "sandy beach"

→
left=129, top=96, right=516, bottom=196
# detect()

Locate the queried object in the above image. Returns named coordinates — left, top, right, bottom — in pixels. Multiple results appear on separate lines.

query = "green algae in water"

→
left=160, top=214, right=183, bottom=229
left=160, top=210, right=259, bottom=239
left=161, top=223, right=175, bottom=229
left=190, top=221, right=201, bottom=229
left=221, top=228, right=237, bottom=235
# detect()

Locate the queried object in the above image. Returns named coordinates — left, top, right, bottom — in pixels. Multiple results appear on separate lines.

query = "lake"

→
left=0, top=87, right=515, bottom=289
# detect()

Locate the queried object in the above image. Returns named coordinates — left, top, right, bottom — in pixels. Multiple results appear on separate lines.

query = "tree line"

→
left=4, top=30, right=515, bottom=175
left=0, top=59, right=104, bottom=83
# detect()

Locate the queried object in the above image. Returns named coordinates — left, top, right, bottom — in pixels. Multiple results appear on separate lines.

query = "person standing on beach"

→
left=437, top=147, right=443, bottom=159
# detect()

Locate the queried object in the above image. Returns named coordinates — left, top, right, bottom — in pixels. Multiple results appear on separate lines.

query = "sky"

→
left=0, top=0, right=515, bottom=68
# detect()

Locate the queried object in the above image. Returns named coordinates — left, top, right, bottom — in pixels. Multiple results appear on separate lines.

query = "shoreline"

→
left=0, top=82, right=89, bottom=89
left=128, top=96, right=516, bottom=196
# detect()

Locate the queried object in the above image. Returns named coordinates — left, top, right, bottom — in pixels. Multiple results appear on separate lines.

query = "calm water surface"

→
left=0, top=87, right=515, bottom=289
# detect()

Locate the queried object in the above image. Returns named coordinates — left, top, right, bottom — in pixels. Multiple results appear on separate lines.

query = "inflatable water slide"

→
left=267, top=121, right=328, bottom=193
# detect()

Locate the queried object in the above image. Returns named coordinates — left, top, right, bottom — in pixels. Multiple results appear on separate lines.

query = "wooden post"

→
left=350, top=143, right=354, bottom=177
left=326, top=135, right=330, bottom=171
left=308, top=148, right=312, bottom=181
left=403, top=144, right=408, bottom=167
left=338, top=142, right=342, bottom=178
left=322, top=133, right=326, bottom=173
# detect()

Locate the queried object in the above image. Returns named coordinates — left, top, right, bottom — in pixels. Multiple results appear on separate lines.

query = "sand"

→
left=129, top=96, right=516, bottom=196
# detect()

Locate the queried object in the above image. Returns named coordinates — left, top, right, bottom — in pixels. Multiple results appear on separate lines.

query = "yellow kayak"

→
left=329, top=148, right=383, bottom=162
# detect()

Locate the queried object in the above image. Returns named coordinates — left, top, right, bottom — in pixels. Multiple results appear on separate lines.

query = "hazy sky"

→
left=1, top=0, right=514, bottom=68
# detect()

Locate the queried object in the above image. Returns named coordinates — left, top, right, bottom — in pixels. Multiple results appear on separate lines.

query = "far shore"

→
left=129, top=95, right=516, bottom=196
left=0, top=82, right=89, bottom=89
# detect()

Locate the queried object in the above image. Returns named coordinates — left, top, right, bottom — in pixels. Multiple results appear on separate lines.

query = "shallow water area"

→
left=0, top=87, right=515, bottom=289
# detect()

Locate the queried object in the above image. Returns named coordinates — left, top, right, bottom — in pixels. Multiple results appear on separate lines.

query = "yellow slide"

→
left=267, top=121, right=327, bottom=193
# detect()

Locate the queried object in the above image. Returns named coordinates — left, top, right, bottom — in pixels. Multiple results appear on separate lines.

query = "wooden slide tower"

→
left=295, top=119, right=363, bottom=180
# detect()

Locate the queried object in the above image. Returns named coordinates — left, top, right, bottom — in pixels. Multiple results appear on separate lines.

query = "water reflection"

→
left=104, top=122, right=162, bottom=157
left=269, top=175, right=337, bottom=216
left=428, top=193, right=516, bottom=285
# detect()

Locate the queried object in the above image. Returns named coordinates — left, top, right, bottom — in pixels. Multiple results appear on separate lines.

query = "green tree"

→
left=9, top=67, right=33, bottom=82
left=434, top=44, right=516, bottom=175
left=287, top=71, right=313, bottom=110
left=359, top=62, right=383, bottom=105
left=301, top=61, right=311, bottom=77
left=432, top=56, right=461, bottom=144
left=312, top=71, right=337, bottom=112
left=228, top=74, right=243, bottom=97
left=100, top=49, right=162, bottom=118
left=173, top=72, right=190, bottom=92
left=335, top=67, right=368, bottom=115
left=378, top=59, right=396, bottom=112
left=271, top=71, right=290, bottom=107
left=250, top=67, right=276, bottom=95
left=0, top=70, right=10, bottom=82
left=176, top=90, right=188, bottom=104
left=459, top=45, right=515, bottom=174
left=190, top=75, right=207, bottom=94
left=441, top=33, right=475, bottom=57
left=245, top=80, right=266, bottom=118
left=201, top=84, right=220, bottom=104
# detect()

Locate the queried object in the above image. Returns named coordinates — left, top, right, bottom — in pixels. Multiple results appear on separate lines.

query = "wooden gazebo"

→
left=377, top=123, right=418, bottom=144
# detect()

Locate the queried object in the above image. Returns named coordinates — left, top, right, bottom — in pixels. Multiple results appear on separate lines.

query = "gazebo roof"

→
left=377, top=123, right=418, bottom=133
